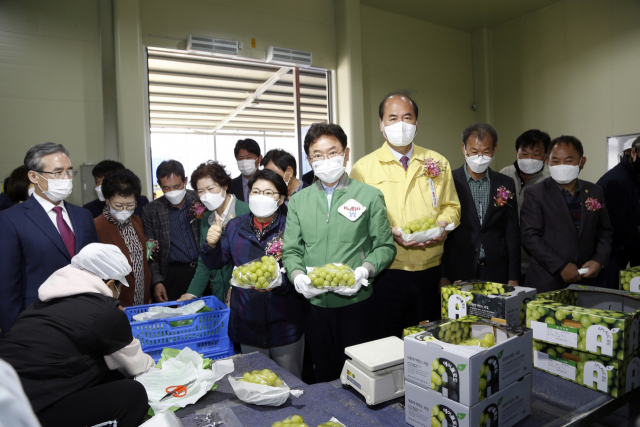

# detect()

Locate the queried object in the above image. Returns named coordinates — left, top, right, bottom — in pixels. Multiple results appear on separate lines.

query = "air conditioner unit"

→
left=266, top=46, right=312, bottom=68
left=187, top=35, right=239, bottom=57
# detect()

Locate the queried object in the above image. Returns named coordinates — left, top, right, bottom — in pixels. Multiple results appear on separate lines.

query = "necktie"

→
left=52, top=206, right=76, bottom=257
left=400, top=156, right=409, bottom=171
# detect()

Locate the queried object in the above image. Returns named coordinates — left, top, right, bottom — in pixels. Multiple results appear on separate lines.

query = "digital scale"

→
left=340, top=336, right=405, bottom=406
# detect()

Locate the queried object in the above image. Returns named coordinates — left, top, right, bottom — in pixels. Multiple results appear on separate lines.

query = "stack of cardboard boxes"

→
left=528, top=284, right=640, bottom=397
left=404, top=281, right=536, bottom=427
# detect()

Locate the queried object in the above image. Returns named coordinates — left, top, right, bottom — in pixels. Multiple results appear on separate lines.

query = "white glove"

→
left=355, top=266, right=369, bottom=283
left=294, top=274, right=328, bottom=299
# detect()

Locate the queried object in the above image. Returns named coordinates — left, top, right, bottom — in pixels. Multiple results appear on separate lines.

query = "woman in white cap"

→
left=0, top=243, right=154, bottom=427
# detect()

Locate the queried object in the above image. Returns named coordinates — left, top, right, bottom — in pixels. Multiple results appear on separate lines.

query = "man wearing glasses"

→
left=283, top=123, right=396, bottom=382
left=0, top=142, right=98, bottom=333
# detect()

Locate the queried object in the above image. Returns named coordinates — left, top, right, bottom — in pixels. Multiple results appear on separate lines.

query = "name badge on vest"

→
left=338, top=199, right=366, bottom=221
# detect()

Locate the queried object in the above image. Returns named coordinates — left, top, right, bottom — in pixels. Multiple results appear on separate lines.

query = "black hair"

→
left=92, top=160, right=125, bottom=178
left=156, top=160, right=186, bottom=183
left=515, top=129, right=551, bottom=153
left=247, top=169, right=288, bottom=200
left=190, top=161, right=233, bottom=190
left=462, top=123, right=498, bottom=147
left=378, top=91, right=419, bottom=120
left=303, top=123, right=348, bottom=156
left=6, top=165, right=30, bottom=203
left=261, top=149, right=298, bottom=177
left=233, top=139, right=261, bottom=158
left=548, top=135, right=584, bottom=158
left=102, top=169, right=142, bottom=200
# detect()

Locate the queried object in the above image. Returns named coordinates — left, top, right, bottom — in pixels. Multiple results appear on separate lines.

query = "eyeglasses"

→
left=250, top=189, right=280, bottom=198
left=110, top=202, right=137, bottom=211
left=309, top=149, right=345, bottom=163
left=35, top=169, right=78, bottom=179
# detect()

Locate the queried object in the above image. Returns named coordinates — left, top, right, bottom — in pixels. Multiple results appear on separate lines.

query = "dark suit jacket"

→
left=83, top=195, right=149, bottom=219
left=521, top=178, right=613, bottom=293
left=0, top=197, right=98, bottom=332
left=95, top=214, right=151, bottom=306
left=442, top=167, right=521, bottom=283
left=231, top=176, right=246, bottom=202
left=141, top=190, right=201, bottom=286
left=596, top=156, right=640, bottom=262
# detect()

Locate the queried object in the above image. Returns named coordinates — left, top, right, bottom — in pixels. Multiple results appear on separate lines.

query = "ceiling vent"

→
left=187, top=35, right=239, bottom=57
left=266, top=46, right=312, bottom=68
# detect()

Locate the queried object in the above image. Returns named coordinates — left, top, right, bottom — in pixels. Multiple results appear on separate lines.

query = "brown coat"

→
left=94, top=214, right=151, bottom=306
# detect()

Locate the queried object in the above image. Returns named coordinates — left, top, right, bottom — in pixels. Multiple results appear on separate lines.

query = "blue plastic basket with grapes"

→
left=230, top=256, right=285, bottom=290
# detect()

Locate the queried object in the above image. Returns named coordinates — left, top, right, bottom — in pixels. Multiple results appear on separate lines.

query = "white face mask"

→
left=383, top=121, right=417, bottom=147
left=465, top=153, right=493, bottom=174
left=283, top=171, right=292, bottom=186
left=249, top=194, right=279, bottom=218
left=238, top=159, right=258, bottom=177
left=549, top=161, right=581, bottom=184
left=36, top=174, right=73, bottom=203
left=95, top=185, right=105, bottom=202
left=109, top=205, right=134, bottom=223
left=517, top=158, right=544, bottom=175
left=28, top=187, right=35, bottom=197
left=164, top=188, right=186, bottom=205
left=200, top=190, right=226, bottom=211
left=312, top=156, right=345, bottom=184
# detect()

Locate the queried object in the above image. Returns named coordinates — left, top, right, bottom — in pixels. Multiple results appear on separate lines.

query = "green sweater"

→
left=186, top=200, right=250, bottom=301
left=283, top=174, right=396, bottom=308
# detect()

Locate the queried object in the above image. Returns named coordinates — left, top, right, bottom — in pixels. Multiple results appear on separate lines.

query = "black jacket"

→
left=521, top=178, right=613, bottom=293
left=442, top=166, right=521, bottom=283
left=596, top=156, right=640, bottom=262
left=230, top=175, right=246, bottom=202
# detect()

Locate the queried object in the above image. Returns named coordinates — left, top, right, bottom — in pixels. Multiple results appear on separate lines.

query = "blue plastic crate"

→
left=144, top=335, right=232, bottom=363
left=125, top=296, right=230, bottom=349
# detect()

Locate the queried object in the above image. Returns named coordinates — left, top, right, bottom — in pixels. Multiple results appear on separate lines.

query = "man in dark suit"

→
left=441, top=124, right=520, bottom=286
left=230, top=139, right=262, bottom=202
left=142, top=160, right=201, bottom=302
left=0, top=142, right=98, bottom=333
left=596, top=136, right=640, bottom=288
left=521, top=136, right=613, bottom=293
left=83, top=160, right=149, bottom=218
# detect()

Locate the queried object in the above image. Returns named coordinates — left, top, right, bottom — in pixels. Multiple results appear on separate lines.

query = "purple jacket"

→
left=201, top=213, right=304, bottom=348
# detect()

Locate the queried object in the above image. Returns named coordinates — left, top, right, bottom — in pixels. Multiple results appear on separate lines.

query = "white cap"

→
left=623, top=137, right=635, bottom=151
left=71, top=243, right=131, bottom=287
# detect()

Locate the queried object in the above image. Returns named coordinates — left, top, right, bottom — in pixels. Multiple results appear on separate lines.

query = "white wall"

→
left=0, top=0, right=103, bottom=205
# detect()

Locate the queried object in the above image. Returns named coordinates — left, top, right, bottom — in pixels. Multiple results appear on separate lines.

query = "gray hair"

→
left=24, top=142, right=70, bottom=172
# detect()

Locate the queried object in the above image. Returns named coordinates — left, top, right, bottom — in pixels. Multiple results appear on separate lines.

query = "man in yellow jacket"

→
left=350, top=92, right=461, bottom=339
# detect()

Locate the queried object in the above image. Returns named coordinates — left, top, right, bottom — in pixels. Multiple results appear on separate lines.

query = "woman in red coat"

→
left=94, top=169, right=151, bottom=306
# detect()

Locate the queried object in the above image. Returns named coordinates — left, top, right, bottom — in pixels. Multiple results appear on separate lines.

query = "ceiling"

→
left=360, top=0, right=566, bottom=32
left=147, top=47, right=329, bottom=133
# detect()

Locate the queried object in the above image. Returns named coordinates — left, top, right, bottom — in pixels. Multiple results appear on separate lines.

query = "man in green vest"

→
left=283, top=123, right=396, bottom=382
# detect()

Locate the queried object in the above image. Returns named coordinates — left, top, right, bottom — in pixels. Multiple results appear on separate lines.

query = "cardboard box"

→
left=533, top=340, right=640, bottom=397
left=403, top=320, right=431, bottom=338
left=527, top=285, right=640, bottom=360
left=441, top=281, right=537, bottom=325
left=404, top=318, right=533, bottom=406
left=620, top=267, right=640, bottom=293
left=405, top=374, right=532, bottom=427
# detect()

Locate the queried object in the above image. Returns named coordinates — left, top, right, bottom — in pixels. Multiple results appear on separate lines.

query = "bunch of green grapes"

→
left=478, top=362, right=492, bottom=401
left=460, top=333, right=496, bottom=349
left=308, top=264, right=356, bottom=288
left=401, top=216, right=438, bottom=234
left=533, top=341, right=623, bottom=396
left=431, top=359, right=446, bottom=392
left=620, top=268, right=640, bottom=291
left=526, top=300, right=627, bottom=358
left=432, top=320, right=473, bottom=345
left=537, top=289, right=577, bottom=306
left=403, top=325, right=426, bottom=337
left=470, top=282, right=507, bottom=295
left=238, top=369, right=284, bottom=388
left=317, top=421, right=343, bottom=427
left=232, top=256, right=279, bottom=289
left=431, top=405, right=446, bottom=427
left=479, top=411, right=491, bottom=427
left=271, top=415, right=308, bottom=427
